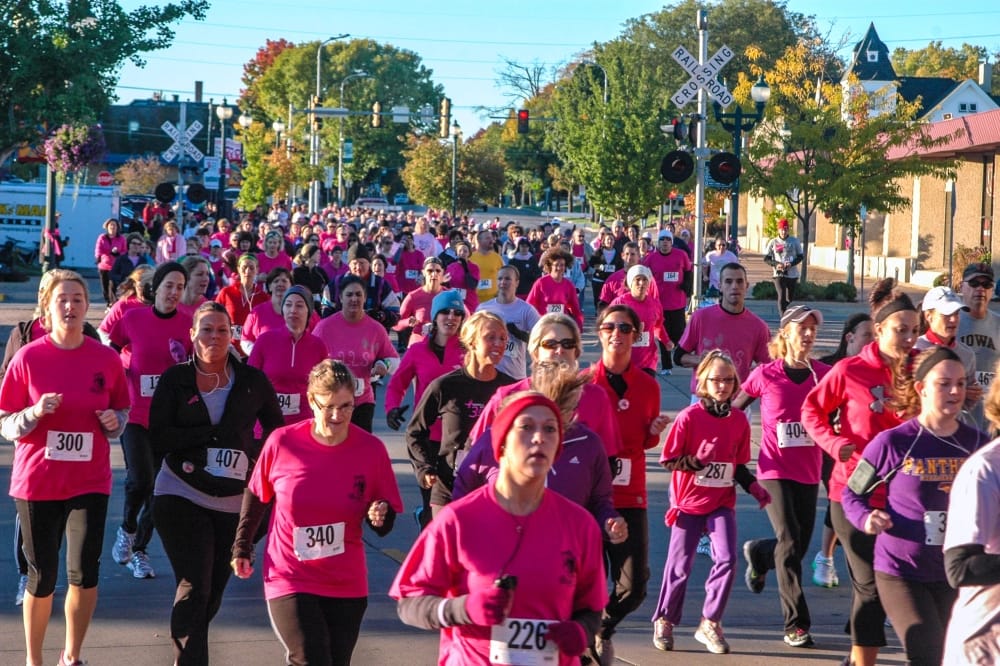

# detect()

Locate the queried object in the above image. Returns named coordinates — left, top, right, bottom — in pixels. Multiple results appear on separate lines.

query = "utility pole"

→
left=692, top=9, right=709, bottom=305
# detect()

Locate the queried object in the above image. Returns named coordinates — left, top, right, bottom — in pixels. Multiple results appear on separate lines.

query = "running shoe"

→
left=15, top=574, right=28, bottom=606
left=743, top=539, right=767, bottom=594
left=593, top=634, right=614, bottom=666
left=112, top=526, right=135, bottom=565
left=696, top=534, right=713, bottom=558
left=658, top=368, right=672, bottom=376
left=811, top=552, right=839, bottom=588
left=653, top=617, right=674, bottom=651
left=127, top=551, right=155, bottom=579
left=784, top=627, right=814, bottom=648
left=694, top=618, right=730, bottom=654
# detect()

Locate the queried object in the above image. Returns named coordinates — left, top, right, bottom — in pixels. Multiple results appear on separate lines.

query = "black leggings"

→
left=121, top=423, right=161, bottom=552
left=830, top=500, right=886, bottom=647
left=601, top=507, right=649, bottom=637
left=659, top=308, right=687, bottom=370
left=99, top=269, right=115, bottom=306
left=268, top=593, right=368, bottom=666
left=876, top=573, right=955, bottom=666
left=16, top=493, right=108, bottom=597
left=154, top=493, right=239, bottom=666
left=14, top=510, right=27, bottom=575
left=774, top=276, right=798, bottom=313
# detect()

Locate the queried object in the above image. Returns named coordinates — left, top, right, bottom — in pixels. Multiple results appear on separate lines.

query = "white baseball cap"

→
left=921, top=286, right=969, bottom=315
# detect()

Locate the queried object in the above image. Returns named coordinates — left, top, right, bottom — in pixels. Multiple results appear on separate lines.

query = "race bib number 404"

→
left=490, top=618, right=557, bottom=666
left=776, top=421, right=813, bottom=448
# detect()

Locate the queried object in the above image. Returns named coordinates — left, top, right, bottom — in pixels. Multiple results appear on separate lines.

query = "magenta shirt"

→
left=642, top=249, right=692, bottom=311
left=242, top=301, right=319, bottom=347
left=257, top=251, right=293, bottom=277
left=247, top=329, right=330, bottom=426
left=677, top=304, right=771, bottom=393
left=394, top=249, right=426, bottom=294
left=525, top=274, right=584, bottom=329
left=95, top=234, right=127, bottom=271
left=394, top=288, right=440, bottom=347
left=312, top=314, right=398, bottom=406
left=609, top=292, right=669, bottom=372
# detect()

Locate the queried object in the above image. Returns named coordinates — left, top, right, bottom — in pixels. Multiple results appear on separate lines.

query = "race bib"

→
left=354, top=377, right=365, bottom=397
left=490, top=618, right=557, bottom=666
left=634, top=331, right=650, bottom=347
left=140, top=374, right=161, bottom=398
left=602, top=264, right=616, bottom=273
left=695, top=462, right=734, bottom=487
left=663, top=271, right=679, bottom=282
left=776, top=421, right=813, bottom=448
left=292, top=522, right=345, bottom=561
left=45, top=431, right=94, bottom=462
left=231, top=324, right=243, bottom=341
left=546, top=304, right=565, bottom=314
left=976, top=371, right=995, bottom=388
left=276, top=393, right=301, bottom=416
left=478, top=278, right=493, bottom=290
left=205, top=447, right=248, bottom=481
left=404, top=269, right=419, bottom=280
left=386, top=264, right=396, bottom=274
left=612, top=458, right=632, bottom=486
left=923, top=511, right=947, bottom=546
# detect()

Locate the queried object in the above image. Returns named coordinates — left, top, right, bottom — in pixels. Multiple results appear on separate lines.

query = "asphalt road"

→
left=0, top=264, right=912, bottom=665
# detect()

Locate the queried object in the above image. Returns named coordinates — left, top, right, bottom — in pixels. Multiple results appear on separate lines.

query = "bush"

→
left=750, top=279, right=857, bottom=302
left=794, top=281, right=825, bottom=301
left=823, top=281, right=858, bottom=302
left=751, top=281, right=777, bottom=299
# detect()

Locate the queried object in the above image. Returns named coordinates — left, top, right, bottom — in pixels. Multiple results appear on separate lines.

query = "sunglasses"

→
left=967, top=279, right=994, bottom=289
left=436, top=308, right=463, bottom=317
left=598, top=322, right=635, bottom=334
left=538, top=338, right=576, bottom=351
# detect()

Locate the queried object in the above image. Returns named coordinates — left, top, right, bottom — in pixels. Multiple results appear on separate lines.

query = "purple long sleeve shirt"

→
left=841, top=418, right=988, bottom=582
left=453, top=422, right=619, bottom=528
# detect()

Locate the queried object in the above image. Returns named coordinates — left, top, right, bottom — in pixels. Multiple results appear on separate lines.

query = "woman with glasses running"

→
left=394, top=257, right=448, bottom=349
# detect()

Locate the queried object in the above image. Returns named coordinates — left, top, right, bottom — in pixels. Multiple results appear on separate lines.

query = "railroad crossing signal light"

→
left=439, top=97, right=451, bottom=138
left=372, top=101, right=382, bottom=128
left=672, top=118, right=688, bottom=143
left=708, top=152, right=741, bottom=185
left=517, top=109, right=530, bottom=134
left=660, top=150, right=694, bottom=183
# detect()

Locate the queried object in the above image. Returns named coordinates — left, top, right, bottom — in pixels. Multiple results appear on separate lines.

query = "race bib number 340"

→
left=490, top=618, right=557, bottom=665
left=293, top=522, right=345, bottom=561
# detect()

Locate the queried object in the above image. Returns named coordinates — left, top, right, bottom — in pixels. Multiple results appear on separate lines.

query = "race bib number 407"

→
left=490, top=618, right=557, bottom=665
left=205, top=447, right=248, bottom=480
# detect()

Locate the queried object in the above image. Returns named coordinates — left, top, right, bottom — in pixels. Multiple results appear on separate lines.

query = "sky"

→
left=114, top=1, right=1000, bottom=134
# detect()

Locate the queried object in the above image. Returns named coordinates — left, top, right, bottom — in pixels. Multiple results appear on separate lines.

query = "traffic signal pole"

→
left=692, top=9, right=709, bottom=305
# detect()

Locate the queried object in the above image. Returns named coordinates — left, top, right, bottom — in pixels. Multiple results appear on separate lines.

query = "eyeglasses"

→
left=598, top=322, right=635, bottom=334
left=967, top=279, right=994, bottom=289
left=311, top=396, right=355, bottom=414
left=538, top=338, right=576, bottom=351
left=707, top=376, right=736, bottom=384
left=436, top=308, right=463, bottom=317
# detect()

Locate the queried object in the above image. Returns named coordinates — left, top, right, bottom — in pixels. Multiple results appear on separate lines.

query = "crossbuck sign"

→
left=670, top=45, right=734, bottom=108
left=161, top=120, right=204, bottom=163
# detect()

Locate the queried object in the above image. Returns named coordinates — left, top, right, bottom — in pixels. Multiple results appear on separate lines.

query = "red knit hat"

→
left=490, top=392, right=563, bottom=462
left=777, top=218, right=789, bottom=230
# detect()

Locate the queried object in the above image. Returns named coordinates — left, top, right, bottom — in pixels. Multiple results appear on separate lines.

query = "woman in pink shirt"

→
left=241, top=267, right=295, bottom=356
left=94, top=218, right=127, bottom=308
left=232, top=359, right=402, bottom=665
left=733, top=305, right=832, bottom=648
left=526, top=248, right=584, bottom=330
left=248, top=286, right=329, bottom=426
left=256, top=230, right=293, bottom=278
left=179, top=255, right=212, bottom=314
left=610, top=265, right=672, bottom=373
left=155, top=221, right=185, bottom=264
left=0, top=270, right=129, bottom=666
left=393, top=231, right=426, bottom=294
left=444, top=240, right=480, bottom=312
left=392, top=392, right=608, bottom=665
left=395, top=257, right=447, bottom=348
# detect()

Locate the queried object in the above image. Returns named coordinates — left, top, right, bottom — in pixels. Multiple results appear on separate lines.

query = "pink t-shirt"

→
left=250, top=420, right=403, bottom=599
left=390, top=484, right=608, bottom=666
left=444, top=261, right=480, bottom=312
left=525, top=275, right=583, bottom=329
left=386, top=336, right=464, bottom=442
left=109, top=307, right=192, bottom=428
left=599, top=268, right=659, bottom=305
left=312, top=314, right=399, bottom=406
left=242, top=301, right=319, bottom=347
left=609, top=292, right=668, bottom=372
left=1, top=337, right=129, bottom=501
left=677, top=304, right=771, bottom=393
left=642, top=249, right=692, bottom=311
left=247, top=329, right=330, bottom=426
left=257, top=252, right=293, bottom=277
left=659, top=402, right=750, bottom=525
left=741, top=359, right=832, bottom=485
left=395, top=288, right=440, bottom=347
left=394, top=250, right=426, bottom=294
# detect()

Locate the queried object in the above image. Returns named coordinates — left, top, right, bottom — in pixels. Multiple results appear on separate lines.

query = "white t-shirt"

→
left=958, top=311, right=1000, bottom=429
left=476, top=297, right=540, bottom=380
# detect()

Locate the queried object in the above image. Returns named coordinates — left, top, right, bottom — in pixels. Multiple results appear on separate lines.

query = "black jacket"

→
left=149, top=356, right=283, bottom=498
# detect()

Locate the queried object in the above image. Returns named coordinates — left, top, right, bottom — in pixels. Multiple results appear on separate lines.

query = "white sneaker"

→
left=694, top=618, right=730, bottom=654
left=127, top=551, right=155, bottom=579
left=112, top=526, right=135, bottom=565
left=812, top=552, right=839, bottom=588
left=15, top=574, right=28, bottom=606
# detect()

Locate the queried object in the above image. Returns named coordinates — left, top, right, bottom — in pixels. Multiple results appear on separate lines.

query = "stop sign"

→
left=97, top=171, right=113, bottom=186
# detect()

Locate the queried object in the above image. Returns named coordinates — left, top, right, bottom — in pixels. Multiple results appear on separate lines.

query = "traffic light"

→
left=708, top=152, right=741, bottom=185
left=660, top=150, right=694, bottom=183
left=439, top=97, right=451, bottom=138
left=517, top=109, right=529, bottom=134
left=312, top=96, right=323, bottom=132
left=372, top=101, right=382, bottom=128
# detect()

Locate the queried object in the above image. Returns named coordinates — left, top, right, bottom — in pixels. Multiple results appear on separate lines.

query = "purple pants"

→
left=652, top=506, right=736, bottom=625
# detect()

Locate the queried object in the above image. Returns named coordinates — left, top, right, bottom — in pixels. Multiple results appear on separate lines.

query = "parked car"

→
left=393, top=192, right=410, bottom=205
left=353, top=196, right=390, bottom=209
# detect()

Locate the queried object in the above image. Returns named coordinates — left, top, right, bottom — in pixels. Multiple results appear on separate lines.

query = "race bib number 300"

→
left=205, top=447, right=248, bottom=480
left=695, top=462, right=734, bottom=487
left=293, top=522, right=345, bottom=561
left=490, top=618, right=557, bottom=665
left=45, top=431, right=94, bottom=462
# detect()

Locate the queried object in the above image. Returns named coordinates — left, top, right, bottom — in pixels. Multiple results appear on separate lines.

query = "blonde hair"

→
left=307, top=359, right=356, bottom=397
left=694, top=349, right=739, bottom=399
left=528, top=360, right=588, bottom=425
left=459, top=311, right=507, bottom=374
left=528, top=313, right=582, bottom=361
left=39, top=270, right=89, bottom=331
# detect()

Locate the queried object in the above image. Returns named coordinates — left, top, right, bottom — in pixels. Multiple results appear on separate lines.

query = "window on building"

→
left=960, top=103, right=968, bottom=112
left=867, top=50, right=878, bottom=62
left=970, top=103, right=978, bottom=112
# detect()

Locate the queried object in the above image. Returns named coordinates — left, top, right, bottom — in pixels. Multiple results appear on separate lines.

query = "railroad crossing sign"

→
left=670, top=45, right=734, bottom=108
left=161, top=120, right=204, bottom=163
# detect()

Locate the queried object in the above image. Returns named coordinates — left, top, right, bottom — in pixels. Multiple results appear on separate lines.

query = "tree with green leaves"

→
left=892, top=41, right=998, bottom=94
left=0, top=0, right=208, bottom=163
left=400, top=133, right=505, bottom=212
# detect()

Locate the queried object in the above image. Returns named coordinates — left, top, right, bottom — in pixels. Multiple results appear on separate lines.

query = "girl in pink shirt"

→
left=609, top=265, right=672, bottom=372
left=526, top=249, right=584, bottom=330
left=652, top=350, right=770, bottom=655
left=394, top=258, right=446, bottom=348
left=391, top=392, right=608, bottom=665
left=0, top=271, right=129, bottom=666
left=393, top=232, right=427, bottom=294
left=232, top=360, right=402, bottom=665
left=94, top=218, right=128, bottom=307
left=155, top=221, right=185, bottom=264
left=444, top=240, right=481, bottom=312
left=255, top=230, right=293, bottom=278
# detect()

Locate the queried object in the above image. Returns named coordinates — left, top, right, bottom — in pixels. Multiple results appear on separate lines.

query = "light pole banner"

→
left=204, top=157, right=221, bottom=190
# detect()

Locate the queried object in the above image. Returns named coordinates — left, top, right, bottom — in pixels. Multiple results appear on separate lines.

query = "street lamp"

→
left=579, top=60, right=608, bottom=104
left=337, top=70, right=371, bottom=205
left=712, top=74, right=770, bottom=244
left=311, top=33, right=349, bottom=212
left=216, top=99, right=234, bottom=218
left=272, top=120, right=285, bottom=149
left=450, top=120, right=462, bottom=218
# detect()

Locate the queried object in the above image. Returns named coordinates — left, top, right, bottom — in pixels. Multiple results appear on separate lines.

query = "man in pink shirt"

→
left=642, top=229, right=693, bottom=376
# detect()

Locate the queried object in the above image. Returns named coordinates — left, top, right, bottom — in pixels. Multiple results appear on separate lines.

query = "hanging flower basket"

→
left=44, top=124, right=107, bottom=174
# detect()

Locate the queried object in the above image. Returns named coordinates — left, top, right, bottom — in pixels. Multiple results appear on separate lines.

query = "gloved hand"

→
left=748, top=481, right=771, bottom=509
left=386, top=405, right=409, bottom=431
left=543, top=621, right=587, bottom=656
left=464, top=586, right=513, bottom=626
